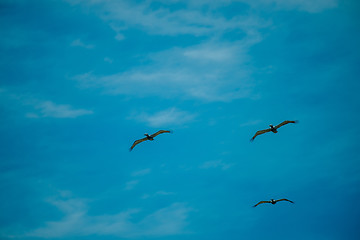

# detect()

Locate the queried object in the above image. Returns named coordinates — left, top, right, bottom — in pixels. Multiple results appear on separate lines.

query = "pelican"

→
left=130, top=130, right=172, bottom=151
left=250, top=120, right=298, bottom=141
left=253, top=198, right=294, bottom=207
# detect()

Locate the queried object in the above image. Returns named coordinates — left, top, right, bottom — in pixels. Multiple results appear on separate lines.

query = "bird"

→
left=129, top=130, right=172, bottom=151
left=250, top=120, right=298, bottom=141
left=253, top=198, right=294, bottom=207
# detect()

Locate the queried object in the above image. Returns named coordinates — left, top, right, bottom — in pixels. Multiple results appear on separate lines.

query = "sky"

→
left=0, top=0, right=360, bottom=239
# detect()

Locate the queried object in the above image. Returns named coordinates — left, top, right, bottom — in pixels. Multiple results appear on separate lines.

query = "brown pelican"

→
left=253, top=198, right=294, bottom=207
left=250, top=120, right=298, bottom=141
left=130, top=130, right=172, bottom=151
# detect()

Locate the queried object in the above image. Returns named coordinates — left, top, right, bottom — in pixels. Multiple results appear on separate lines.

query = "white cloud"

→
left=69, top=0, right=336, bottom=102
left=70, top=39, right=94, bottom=49
left=104, top=57, right=113, bottom=63
left=250, top=0, right=338, bottom=13
left=239, top=120, right=262, bottom=127
left=25, top=196, right=192, bottom=238
left=199, top=160, right=234, bottom=170
left=0, top=88, right=93, bottom=119
left=67, top=0, right=267, bottom=102
left=130, top=108, right=195, bottom=127
left=32, top=101, right=93, bottom=118
left=142, top=191, right=176, bottom=199
left=124, top=180, right=139, bottom=190
left=150, top=0, right=338, bottom=13
left=131, top=168, right=151, bottom=177
left=66, top=0, right=266, bottom=37
left=75, top=39, right=258, bottom=102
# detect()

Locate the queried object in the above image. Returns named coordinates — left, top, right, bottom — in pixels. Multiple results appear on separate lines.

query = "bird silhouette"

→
left=253, top=198, right=294, bottom=207
left=250, top=120, right=298, bottom=141
left=130, top=130, right=172, bottom=151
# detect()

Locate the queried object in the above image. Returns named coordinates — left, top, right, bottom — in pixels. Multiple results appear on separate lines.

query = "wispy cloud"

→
left=142, top=191, right=176, bottom=199
left=131, top=168, right=151, bottom=177
left=0, top=88, right=93, bottom=119
left=66, top=0, right=266, bottom=37
left=239, top=120, right=262, bottom=127
left=70, top=39, right=95, bottom=49
left=130, top=108, right=195, bottom=127
left=104, top=57, right=113, bottom=63
left=31, top=101, right=93, bottom=118
left=124, top=180, right=139, bottom=190
left=199, top=160, right=234, bottom=170
left=147, top=0, right=338, bottom=13
left=25, top=196, right=192, bottom=238
left=248, top=0, right=338, bottom=13
left=75, top=39, right=258, bottom=102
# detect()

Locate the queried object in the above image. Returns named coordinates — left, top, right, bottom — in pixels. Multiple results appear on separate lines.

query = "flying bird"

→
left=130, top=130, right=172, bottom=151
left=253, top=198, right=294, bottom=207
left=250, top=120, right=298, bottom=141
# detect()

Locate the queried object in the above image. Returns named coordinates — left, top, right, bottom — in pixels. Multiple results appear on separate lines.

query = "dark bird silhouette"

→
left=253, top=198, right=294, bottom=207
left=130, top=130, right=171, bottom=151
left=250, top=120, right=298, bottom=141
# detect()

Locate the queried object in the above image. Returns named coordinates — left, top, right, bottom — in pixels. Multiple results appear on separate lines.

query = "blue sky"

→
left=0, top=0, right=359, bottom=239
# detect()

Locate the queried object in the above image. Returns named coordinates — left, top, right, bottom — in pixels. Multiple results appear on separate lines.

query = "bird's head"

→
left=269, top=124, right=274, bottom=128
left=144, top=133, right=150, bottom=137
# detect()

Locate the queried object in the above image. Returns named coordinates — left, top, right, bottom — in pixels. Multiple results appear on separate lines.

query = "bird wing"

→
left=253, top=201, right=271, bottom=207
left=275, top=120, right=298, bottom=129
left=129, top=137, right=148, bottom=151
left=250, top=129, right=272, bottom=141
left=150, top=130, right=171, bottom=138
left=275, top=198, right=294, bottom=204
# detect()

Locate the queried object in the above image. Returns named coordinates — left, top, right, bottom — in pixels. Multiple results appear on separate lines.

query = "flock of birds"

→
left=130, top=120, right=298, bottom=207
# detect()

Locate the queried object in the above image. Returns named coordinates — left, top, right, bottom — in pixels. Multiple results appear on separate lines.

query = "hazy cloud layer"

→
left=0, top=89, right=93, bottom=119
left=124, top=180, right=139, bottom=190
left=31, top=101, right=93, bottom=118
left=75, top=39, right=257, bottom=102
left=26, top=196, right=192, bottom=238
left=199, top=160, right=234, bottom=170
left=142, top=191, right=176, bottom=199
left=66, top=0, right=266, bottom=37
left=70, top=39, right=95, bottom=49
left=131, top=168, right=151, bottom=177
left=129, top=108, right=196, bottom=127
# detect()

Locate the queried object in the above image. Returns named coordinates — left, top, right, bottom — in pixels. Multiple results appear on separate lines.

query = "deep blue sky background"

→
left=1, top=0, right=360, bottom=239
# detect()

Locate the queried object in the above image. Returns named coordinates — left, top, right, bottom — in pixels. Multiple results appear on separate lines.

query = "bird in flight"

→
left=253, top=198, right=294, bottom=207
left=250, top=120, right=298, bottom=141
left=130, top=130, right=172, bottom=151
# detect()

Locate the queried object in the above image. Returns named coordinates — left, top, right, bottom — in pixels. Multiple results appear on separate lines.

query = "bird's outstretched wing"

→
left=129, top=137, right=148, bottom=151
left=253, top=200, right=271, bottom=207
left=250, top=129, right=272, bottom=141
left=275, top=120, right=298, bottom=129
left=150, top=130, right=172, bottom=138
left=275, top=198, right=294, bottom=204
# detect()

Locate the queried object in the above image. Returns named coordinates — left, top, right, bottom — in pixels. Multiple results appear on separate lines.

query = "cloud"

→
left=31, top=101, right=93, bottom=118
left=124, top=180, right=139, bottom=190
left=130, top=108, right=195, bottom=127
left=131, top=168, right=151, bottom=177
left=104, top=57, right=113, bottom=63
left=239, top=120, right=262, bottom=127
left=142, top=191, right=176, bottom=199
left=149, top=0, right=338, bottom=13
left=0, top=88, right=93, bottom=119
left=66, top=0, right=266, bottom=37
left=25, top=196, right=192, bottom=238
left=250, top=0, right=338, bottom=13
left=69, top=0, right=335, bottom=102
left=70, top=39, right=94, bottom=49
left=75, top=39, right=258, bottom=102
left=199, top=160, right=234, bottom=170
